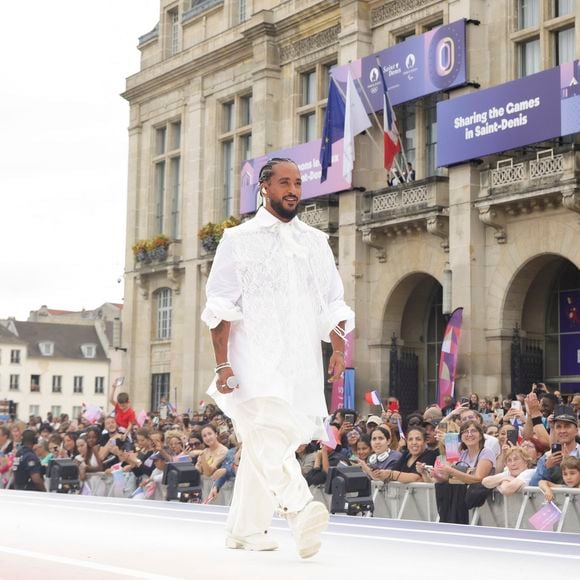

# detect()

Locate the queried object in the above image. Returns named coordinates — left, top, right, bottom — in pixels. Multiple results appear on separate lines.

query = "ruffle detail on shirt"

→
left=201, top=297, right=243, bottom=330
left=319, top=301, right=355, bottom=342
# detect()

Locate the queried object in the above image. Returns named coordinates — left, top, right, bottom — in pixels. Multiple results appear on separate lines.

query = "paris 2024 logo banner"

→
left=330, top=19, right=466, bottom=110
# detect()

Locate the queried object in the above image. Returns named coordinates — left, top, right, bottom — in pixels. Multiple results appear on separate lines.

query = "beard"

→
left=269, top=197, right=299, bottom=221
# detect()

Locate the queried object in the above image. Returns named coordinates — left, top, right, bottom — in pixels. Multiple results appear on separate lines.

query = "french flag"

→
left=365, top=390, right=381, bottom=406
left=377, top=60, right=401, bottom=171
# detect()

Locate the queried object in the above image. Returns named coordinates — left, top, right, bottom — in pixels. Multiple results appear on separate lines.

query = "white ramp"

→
left=0, top=490, right=578, bottom=579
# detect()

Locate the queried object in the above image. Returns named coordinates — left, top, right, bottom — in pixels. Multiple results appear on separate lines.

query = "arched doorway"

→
left=383, top=273, right=444, bottom=414
left=506, top=255, right=580, bottom=394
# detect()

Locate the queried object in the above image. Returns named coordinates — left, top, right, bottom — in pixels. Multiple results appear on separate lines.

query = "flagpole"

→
left=358, top=64, right=406, bottom=180
left=375, top=57, right=411, bottom=180
left=332, top=76, right=383, bottom=158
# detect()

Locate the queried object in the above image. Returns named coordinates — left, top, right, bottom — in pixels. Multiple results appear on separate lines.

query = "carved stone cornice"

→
left=478, top=206, right=507, bottom=244
left=426, top=214, right=449, bottom=252
left=135, top=274, right=149, bottom=300
left=371, top=0, right=434, bottom=26
left=561, top=186, right=580, bottom=215
left=361, top=227, right=387, bottom=263
left=279, top=24, right=341, bottom=63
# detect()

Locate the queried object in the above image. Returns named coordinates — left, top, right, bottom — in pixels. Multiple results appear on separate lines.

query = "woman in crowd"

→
left=197, top=424, right=228, bottom=499
left=381, top=426, right=439, bottom=483
left=496, top=423, right=517, bottom=472
left=359, top=426, right=402, bottom=480
left=469, top=393, right=480, bottom=410
left=84, top=427, right=104, bottom=474
left=62, top=433, right=78, bottom=459
left=197, top=425, right=228, bottom=475
left=354, top=435, right=372, bottom=464
left=345, top=429, right=361, bottom=460
left=296, top=443, right=318, bottom=476
left=485, top=425, right=499, bottom=438
left=122, top=428, right=156, bottom=484
left=432, top=420, right=496, bottom=524
left=482, top=447, right=536, bottom=495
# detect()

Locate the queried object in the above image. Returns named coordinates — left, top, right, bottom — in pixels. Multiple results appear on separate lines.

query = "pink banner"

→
left=437, top=308, right=463, bottom=408
left=330, top=330, right=355, bottom=412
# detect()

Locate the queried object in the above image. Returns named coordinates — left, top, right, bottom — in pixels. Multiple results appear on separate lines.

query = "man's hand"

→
left=546, top=452, right=563, bottom=469
left=216, top=367, right=235, bottom=395
left=525, top=392, right=541, bottom=416
left=327, top=351, right=346, bottom=383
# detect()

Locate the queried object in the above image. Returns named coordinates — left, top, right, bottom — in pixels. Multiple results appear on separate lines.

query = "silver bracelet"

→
left=215, top=362, right=231, bottom=373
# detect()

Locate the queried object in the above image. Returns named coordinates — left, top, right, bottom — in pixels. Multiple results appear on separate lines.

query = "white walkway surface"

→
left=0, top=490, right=578, bottom=579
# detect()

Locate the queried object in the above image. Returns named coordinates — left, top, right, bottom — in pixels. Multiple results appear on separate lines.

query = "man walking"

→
left=202, top=158, right=354, bottom=558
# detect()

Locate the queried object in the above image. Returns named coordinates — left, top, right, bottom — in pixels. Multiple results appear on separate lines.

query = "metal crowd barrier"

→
left=309, top=481, right=579, bottom=532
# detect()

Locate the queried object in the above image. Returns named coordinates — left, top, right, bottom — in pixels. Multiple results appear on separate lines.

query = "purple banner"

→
left=560, top=290, right=580, bottom=378
left=240, top=20, right=467, bottom=213
left=437, top=60, right=580, bottom=166
left=240, top=139, right=350, bottom=214
left=332, top=20, right=466, bottom=110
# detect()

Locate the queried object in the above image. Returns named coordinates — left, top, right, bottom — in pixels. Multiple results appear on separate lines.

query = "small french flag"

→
left=365, top=390, right=381, bottom=406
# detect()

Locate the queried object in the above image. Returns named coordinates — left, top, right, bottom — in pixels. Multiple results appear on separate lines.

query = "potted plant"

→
left=132, top=240, right=150, bottom=263
left=198, top=217, right=241, bottom=253
left=150, top=234, right=170, bottom=261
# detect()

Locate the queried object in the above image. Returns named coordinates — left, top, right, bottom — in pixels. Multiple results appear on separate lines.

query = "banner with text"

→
left=331, top=19, right=466, bottom=111
left=240, top=20, right=467, bottom=213
left=437, top=60, right=580, bottom=166
left=240, top=139, right=350, bottom=214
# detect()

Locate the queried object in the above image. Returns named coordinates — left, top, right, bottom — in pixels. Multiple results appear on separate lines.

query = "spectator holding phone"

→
left=432, top=420, right=495, bottom=524
left=482, top=447, right=535, bottom=495
left=382, top=426, right=438, bottom=484
left=530, top=406, right=579, bottom=486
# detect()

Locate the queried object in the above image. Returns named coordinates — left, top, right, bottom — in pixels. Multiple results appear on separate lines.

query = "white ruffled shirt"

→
left=202, top=207, right=355, bottom=434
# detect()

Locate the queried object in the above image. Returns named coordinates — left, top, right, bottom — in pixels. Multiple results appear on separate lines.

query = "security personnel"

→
left=11, top=429, right=46, bottom=491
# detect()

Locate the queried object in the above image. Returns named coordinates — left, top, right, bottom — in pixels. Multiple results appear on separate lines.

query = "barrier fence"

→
left=311, top=481, right=579, bottom=533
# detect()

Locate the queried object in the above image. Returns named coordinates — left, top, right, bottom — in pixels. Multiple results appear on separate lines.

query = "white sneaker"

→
left=288, top=501, right=329, bottom=559
left=225, top=533, right=279, bottom=551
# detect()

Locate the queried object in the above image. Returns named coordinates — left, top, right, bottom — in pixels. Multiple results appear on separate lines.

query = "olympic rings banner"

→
left=437, top=60, right=580, bottom=166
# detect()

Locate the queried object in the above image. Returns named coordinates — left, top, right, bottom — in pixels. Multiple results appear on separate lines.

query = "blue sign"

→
left=331, top=19, right=467, bottom=110
left=437, top=60, right=580, bottom=166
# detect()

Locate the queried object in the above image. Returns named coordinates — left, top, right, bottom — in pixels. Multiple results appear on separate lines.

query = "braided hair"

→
left=258, top=157, right=298, bottom=184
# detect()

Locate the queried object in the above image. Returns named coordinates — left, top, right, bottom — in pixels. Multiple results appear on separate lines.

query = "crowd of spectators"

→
left=0, top=384, right=578, bottom=526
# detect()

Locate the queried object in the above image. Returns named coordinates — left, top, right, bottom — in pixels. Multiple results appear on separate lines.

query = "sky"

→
left=0, top=1, right=160, bottom=320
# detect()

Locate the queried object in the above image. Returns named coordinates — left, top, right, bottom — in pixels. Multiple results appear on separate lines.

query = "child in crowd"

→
left=539, top=456, right=580, bottom=501
left=109, top=379, right=136, bottom=430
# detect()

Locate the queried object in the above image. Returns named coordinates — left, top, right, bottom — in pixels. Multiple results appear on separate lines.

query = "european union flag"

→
left=319, top=78, right=345, bottom=182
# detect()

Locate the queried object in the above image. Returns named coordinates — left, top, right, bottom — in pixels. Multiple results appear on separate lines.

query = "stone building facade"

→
left=122, top=0, right=580, bottom=415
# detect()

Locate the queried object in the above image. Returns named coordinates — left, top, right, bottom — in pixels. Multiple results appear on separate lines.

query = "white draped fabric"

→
left=202, top=207, right=355, bottom=441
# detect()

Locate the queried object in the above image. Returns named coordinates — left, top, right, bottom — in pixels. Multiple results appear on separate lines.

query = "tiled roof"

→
left=13, top=322, right=108, bottom=361
left=0, top=324, right=26, bottom=345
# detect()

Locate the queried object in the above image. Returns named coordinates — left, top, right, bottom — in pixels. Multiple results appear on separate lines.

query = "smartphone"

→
left=511, top=401, right=522, bottom=411
left=344, top=413, right=355, bottom=424
left=551, top=443, right=562, bottom=454
left=460, top=397, right=469, bottom=405
left=506, top=429, right=518, bottom=446
left=388, top=402, right=399, bottom=413
left=114, top=377, right=125, bottom=387
left=495, top=408, right=504, bottom=419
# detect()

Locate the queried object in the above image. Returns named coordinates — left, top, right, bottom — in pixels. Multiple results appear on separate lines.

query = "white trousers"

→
left=226, top=397, right=313, bottom=538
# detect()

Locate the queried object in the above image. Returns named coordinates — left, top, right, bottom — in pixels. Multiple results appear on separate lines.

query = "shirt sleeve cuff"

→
left=319, top=302, right=355, bottom=342
left=201, top=297, right=243, bottom=330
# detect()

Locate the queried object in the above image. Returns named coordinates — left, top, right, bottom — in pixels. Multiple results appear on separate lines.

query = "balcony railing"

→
left=361, top=176, right=449, bottom=224
left=298, top=202, right=338, bottom=232
left=481, top=148, right=575, bottom=197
